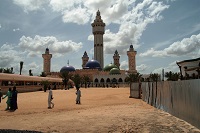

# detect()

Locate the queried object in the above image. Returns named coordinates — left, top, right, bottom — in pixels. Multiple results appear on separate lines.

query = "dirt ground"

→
left=0, top=87, right=199, bottom=133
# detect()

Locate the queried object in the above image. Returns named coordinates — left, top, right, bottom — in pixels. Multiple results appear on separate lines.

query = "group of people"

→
left=0, top=86, right=18, bottom=111
left=0, top=85, right=81, bottom=110
left=47, top=85, right=81, bottom=109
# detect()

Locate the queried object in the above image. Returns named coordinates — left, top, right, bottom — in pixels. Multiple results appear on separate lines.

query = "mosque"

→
left=42, top=10, right=137, bottom=87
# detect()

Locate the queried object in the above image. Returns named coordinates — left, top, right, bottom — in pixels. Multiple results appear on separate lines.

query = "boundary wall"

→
left=131, top=79, right=200, bottom=129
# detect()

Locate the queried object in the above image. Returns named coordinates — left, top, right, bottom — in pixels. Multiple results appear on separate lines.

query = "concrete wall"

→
left=136, top=79, right=200, bottom=129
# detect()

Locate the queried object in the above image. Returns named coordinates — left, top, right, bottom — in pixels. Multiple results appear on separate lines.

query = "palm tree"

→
left=41, top=80, right=49, bottom=92
left=20, top=61, right=23, bottom=75
left=125, top=72, right=142, bottom=98
left=165, top=71, right=172, bottom=81
left=40, top=72, right=47, bottom=77
left=2, top=68, right=14, bottom=74
left=60, top=71, right=70, bottom=89
left=11, top=67, right=13, bottom=73
left=165, top=71, right=180, bottom=81
left=29, top=69, right=33, bottom=76
left=82, top=75, right=90, bottom=88
left=0, top=68, right=3, bottom=73
left=72, top=74, right=81, bottom=88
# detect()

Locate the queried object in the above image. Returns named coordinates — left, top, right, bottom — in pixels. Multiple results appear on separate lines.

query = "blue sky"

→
left=0, top=0, right=200, bottom=76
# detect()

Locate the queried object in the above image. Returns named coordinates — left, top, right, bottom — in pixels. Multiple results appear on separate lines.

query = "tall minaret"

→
left=91, top=10, right=105, bottom=69
left=42, top=48, right=52, bottom=74
left=127, top=45, right=137, bottom=73
left=113, top=50, right=120, bottom=68
left=82, top=51, right=89, bottom=68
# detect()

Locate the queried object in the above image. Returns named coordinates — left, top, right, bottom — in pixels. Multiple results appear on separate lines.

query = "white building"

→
left=177, top=57, right=200, bottom=79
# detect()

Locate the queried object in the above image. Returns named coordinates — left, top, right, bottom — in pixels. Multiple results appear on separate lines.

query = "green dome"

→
left=109, top=68, right=120, bottom=75
left=103, top=63, right=118, bottom=71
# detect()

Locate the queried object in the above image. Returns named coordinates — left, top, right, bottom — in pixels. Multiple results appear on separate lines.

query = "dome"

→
left=103, top=63, right=118, bottom=71
left=85, top=60, right=101, bottom=69
left=109, top=68, right=120, bottom=75
left=60, top=65, right=75, bottom=73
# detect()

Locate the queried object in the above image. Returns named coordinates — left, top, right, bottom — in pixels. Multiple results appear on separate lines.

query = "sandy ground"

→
left=0, top=87, right=199, bottom=133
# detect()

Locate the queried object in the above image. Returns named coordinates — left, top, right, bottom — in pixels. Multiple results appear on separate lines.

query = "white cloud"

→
left=0, top=44, right=24, bottom=68
left=164, top=34, right=200, bottom=56
left=28, top=62, right=40, bottom=73
left=62, top=7, right=91, bottom=25
left=10, top=0, right=172, bottom=74
left=13, top=0, right=48, bottom=13
left=139, top=48, right=167, bottom=57
left=137, top=64, right=148, bottom=72
left=0, top=24, right=1, bottom=28
left=13, top=28, right=20, bottom=32
left=120, top=60, right=128, bottom=70
left=87, top=0, right=169, bottom=55
left=12, top=0, right=169, bottom=47
left=49, top=0, right=90, bottom=25
left=49, top=0, right=82, bottom=12
left=18, top=35, right=83, bottom=57
left=140, top=33, right=200, bottom=57
left=152, top=61, right=178, bottom=74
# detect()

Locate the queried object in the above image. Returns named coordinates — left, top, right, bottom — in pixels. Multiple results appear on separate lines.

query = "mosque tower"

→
left=127, top=45, right=137, bottom=73
left=113, top=50, right=120, bottom=68
left=91, top=10, right=105, bottom=68
left=82, top=51, right=89, bottom=68
left=42, top=48, right=52, bottom=74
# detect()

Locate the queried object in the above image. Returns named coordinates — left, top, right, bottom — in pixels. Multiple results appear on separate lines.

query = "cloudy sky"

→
left=0, top=0, right=200, bottom=76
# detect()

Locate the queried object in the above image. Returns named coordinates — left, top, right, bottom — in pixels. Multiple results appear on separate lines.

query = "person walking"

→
left=11, top=86, right=18, bottom=110
left=2, top=88, right=12, bottom=110
left=48, top=86, right=54, bottom=109
left=76, top=86, right=81, bottom=104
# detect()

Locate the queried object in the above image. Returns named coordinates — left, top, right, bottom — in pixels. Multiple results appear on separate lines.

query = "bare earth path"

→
left=0, top=87, right=199, bottom=133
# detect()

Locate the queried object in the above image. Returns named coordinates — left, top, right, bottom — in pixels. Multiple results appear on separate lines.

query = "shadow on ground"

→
left=0, top=129, right=42, bottom=133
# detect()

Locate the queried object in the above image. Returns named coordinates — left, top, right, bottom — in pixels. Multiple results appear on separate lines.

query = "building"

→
left=91, top=10, right=105, bottom=69
left=177, top=57, right=200, bottom=79
left=127, top=44, right=137, bottom=73
left=42, top=48, right=52, bottom=75
left=43, top=10, right=138, bottom=87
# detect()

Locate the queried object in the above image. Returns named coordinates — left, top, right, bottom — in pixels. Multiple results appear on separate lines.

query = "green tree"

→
left=0, top=68, right=3, bottom=73
left=41, top=80, right=49, bottom=92
left=11, top=67, right=13, bottom=73
left=2, top=67, right=14, bottom=74
left=60, top=71, right=70, bottom=89
left=29, top=69, right=33, bottom=76
left=165, top=71, right=180, bottom=81
left=125, top=72, right=142, bottom=84
left=82, top=75, right=90, bottom=88
left=72, top=74, right=81, bottom=88
left=20, top=61, right=23, bottom=75
left=40, top=72, right=47, bottom=77
left=125, top=72, right=142, bottom=98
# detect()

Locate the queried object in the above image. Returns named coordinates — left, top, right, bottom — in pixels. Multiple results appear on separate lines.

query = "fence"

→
left=131, top=79, right=200, bottom=129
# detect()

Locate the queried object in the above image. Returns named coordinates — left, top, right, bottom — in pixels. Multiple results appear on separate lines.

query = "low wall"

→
left=0, top=85, right=63, bottom=94
left=138, top=79, right=200, bottom=129
left=130, top=83, right=140, bottom=98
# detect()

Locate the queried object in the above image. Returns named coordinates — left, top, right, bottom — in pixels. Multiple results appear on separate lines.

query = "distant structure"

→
left=127, top=45, right=137, bottom=73
left=176, top=57, right=200, bottom=79
left=91, top=10, right=105, bottom=69
left=43, top=10, right=138, bottom=87
left=113, top=50, right=120, bottom=68
left=42, top=48, right=52, bottom=74
left=82, top=51, right=89, bottom=68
